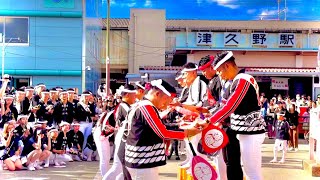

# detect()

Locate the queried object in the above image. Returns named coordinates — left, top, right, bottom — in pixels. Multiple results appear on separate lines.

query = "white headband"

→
left=118, top=86, right=136, bottom=94
left=181, top=65, right=198, bottom=73
left=151, top=79, right=171, bottom=97
left=214, top=51, right=233, bottom=70
left=135, top=82, right=145, bottom=90
left=175, top=74, right=183, bottom=80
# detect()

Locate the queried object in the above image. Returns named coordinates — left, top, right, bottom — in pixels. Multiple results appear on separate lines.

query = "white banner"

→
left=271, top=77, right=289, bottom=90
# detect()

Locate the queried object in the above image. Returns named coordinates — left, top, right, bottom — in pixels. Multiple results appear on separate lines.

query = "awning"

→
left=245, top=67, right=317, bottom=76
left=139, top=66, right=318, bottom=77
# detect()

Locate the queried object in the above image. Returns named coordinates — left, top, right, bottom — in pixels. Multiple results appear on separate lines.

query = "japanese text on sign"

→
left=197, top=32, right=213, bottom=46
left=278, top=33, right=295, bottom=47
left=271, top=77, right=289, bottom=90
left=251, top=33, right=268, bottom=46
left=224, top=32, right=240, bottom=46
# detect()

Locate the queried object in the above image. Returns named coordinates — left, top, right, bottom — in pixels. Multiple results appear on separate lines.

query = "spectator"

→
left=270, top=113, right=290, bottom=163
left=287, top=104, right=299, bottom=151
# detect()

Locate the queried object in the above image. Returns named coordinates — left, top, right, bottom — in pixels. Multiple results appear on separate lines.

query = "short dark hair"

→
left=183, top=62, right=197, bottom=69
left=198, top=55, right=212, bottom=67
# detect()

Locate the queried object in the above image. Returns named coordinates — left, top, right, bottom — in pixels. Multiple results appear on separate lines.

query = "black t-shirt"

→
left=86, top=134, right=96, bottom=151
left=67, top=130, right=84, bottom=149
left=56, top=132, right=68, bottom=150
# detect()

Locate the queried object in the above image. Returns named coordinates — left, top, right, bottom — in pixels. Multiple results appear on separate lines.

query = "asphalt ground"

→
left=1, top=138, right=318, bottom=180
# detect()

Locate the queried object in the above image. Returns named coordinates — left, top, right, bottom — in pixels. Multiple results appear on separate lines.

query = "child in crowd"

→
left=270, top=113, right=290, bottom=163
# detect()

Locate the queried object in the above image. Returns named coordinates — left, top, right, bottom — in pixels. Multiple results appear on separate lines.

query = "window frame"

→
left=0, top=16, right=29, bottom=47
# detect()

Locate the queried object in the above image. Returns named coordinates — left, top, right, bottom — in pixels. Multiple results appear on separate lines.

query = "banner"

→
left=44, top=0, right=75, bottom=8
left=271, top=77, right=289, bottom=90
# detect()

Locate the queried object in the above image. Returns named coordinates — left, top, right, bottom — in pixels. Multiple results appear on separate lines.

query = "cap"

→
left=150, top=79, right=176, bottom=97
left=317, top=94, right=320, bottom=98
left=213, top=51, right=234, bottom=70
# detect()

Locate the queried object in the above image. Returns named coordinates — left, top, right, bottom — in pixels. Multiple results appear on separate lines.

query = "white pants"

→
left=181, top=133, right=202, bottom=167
left=80, top=122, right=93, bottom=149
left=273, top=139, right=287, bottom=161
left=237, top=133, right=265, bottom=180
left=93, top=128, right=110, bottom=177
left=214, top=150, right=228, bottom=180
left=103, top=125, right=126, bottom=180
left=127, top=167, right=160, bottom=180
left=49, top=154, right=72, bottom=164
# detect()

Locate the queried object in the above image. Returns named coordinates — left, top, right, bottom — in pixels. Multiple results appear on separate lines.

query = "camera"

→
left=2, top=75, right=13, bottom=81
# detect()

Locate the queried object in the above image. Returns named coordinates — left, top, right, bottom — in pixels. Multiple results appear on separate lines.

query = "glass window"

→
left=4, top=17, right=29, bottom=44
left=0, top=17, right=4, bottom=43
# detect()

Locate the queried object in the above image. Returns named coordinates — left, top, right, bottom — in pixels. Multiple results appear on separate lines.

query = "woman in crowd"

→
left=266, top=98, right=277, bottom=139
left=287, top=104, right=299, bottom=151
left=20, top=128, right=46, bottom=170
left=0, top=94, right=18, bottom=129
left=1, top=122, right=23, bottom=171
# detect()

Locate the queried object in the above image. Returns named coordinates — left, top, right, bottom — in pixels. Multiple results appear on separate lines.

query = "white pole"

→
left=2, top=34, right=4, bottom=78
left=105, top=0, right=110, bottom=97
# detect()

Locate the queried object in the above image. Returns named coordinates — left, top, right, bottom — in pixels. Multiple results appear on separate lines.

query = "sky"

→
left=102, top=0, right=320, bottom=21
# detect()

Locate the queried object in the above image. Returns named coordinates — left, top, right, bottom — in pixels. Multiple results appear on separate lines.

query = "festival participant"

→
left=36, top=89, right=54, bottom=126
left=124, top=79, right=199, bottom=179
left=198, top=51, right=266, bottom=180
left=94, top=110, right=115, bottom=177
left=198, top=55, right=241, bottom=180
left=270, top=112, right=290, bottom=163
left=1, top=122, right=23, bottom=171
left=53, top=90, right=74, bottom=126
left=83, top=132, right=98, bottom=161
left=103, top=84, right=136, bottom=180
left=75, top=91, right=93, bottom=150
left=134, top=81, right=146, bottom=101
left=0, top=94, right=18, bottom=129
left=14, top=87, right=26, bottom=114
left=178, top=63, right=207, bottom=169
left=67, top=122, right=84, bottom=161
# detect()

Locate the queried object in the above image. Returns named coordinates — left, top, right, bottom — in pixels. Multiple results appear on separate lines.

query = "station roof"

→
left=108, top=18, right=320, bottom=31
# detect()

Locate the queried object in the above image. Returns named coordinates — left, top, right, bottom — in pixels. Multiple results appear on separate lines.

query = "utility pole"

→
left=105, top=0, right=111, bottom=97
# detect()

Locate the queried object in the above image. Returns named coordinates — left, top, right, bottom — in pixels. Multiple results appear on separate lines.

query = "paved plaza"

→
left=2, top=138, right=318, bottom=180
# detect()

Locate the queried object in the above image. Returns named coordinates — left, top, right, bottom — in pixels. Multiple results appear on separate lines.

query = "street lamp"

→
left=1, top=34, right=20, bottom=77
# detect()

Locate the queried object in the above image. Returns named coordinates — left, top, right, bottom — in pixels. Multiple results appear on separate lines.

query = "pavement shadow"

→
left=262, top=157, right=303, bottom=170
